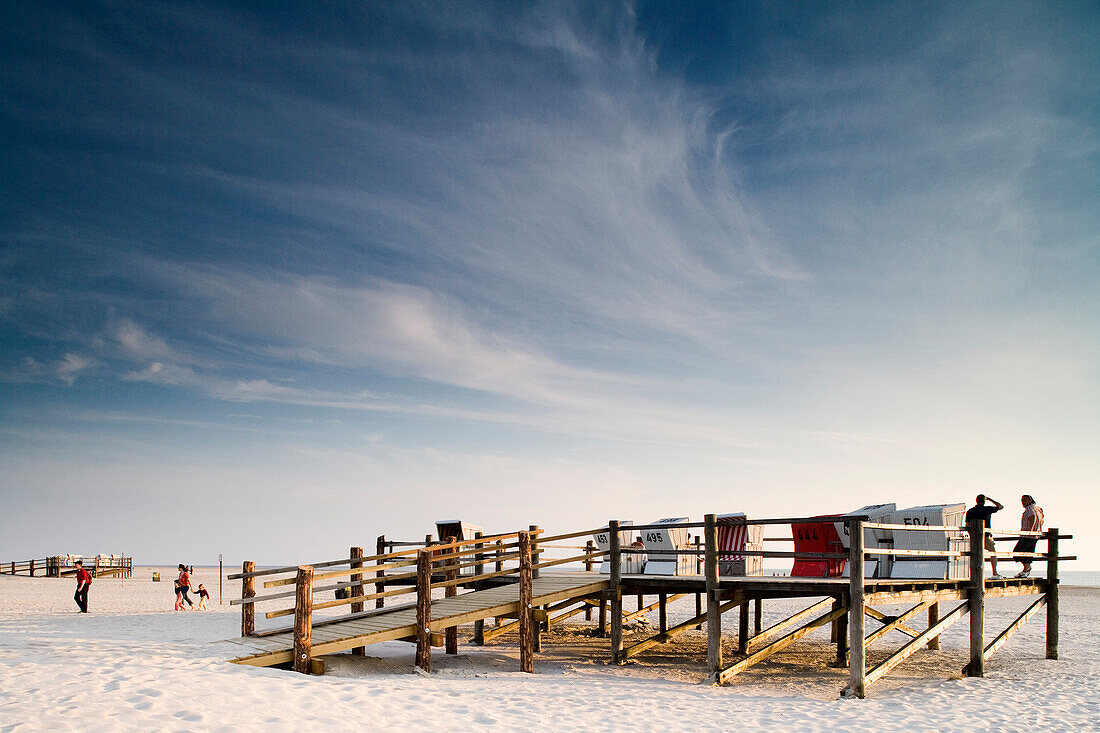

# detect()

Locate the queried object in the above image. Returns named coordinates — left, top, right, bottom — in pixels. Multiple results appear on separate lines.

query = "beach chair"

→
left=716, top=513, right=765, bottom=576
left=833, top=503, right=896, bottom=578
left=790, top=515, right=846, bottom=577
left=640, top=517, right=694, bottom=575
left=592, top=522, right=645, bottom=574
left=887, top=503, right=967, bottom=579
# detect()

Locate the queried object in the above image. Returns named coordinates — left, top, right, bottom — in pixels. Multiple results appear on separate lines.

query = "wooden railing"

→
left=3, top=558, right=47, bottom=576
left=2, top=556, right=133, bottom=578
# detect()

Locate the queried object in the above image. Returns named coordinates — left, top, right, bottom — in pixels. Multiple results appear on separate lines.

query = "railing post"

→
left=1046, top=527, right=1059, bottom=659
left=609, top=520, right=623, bottom=665
left=30, top=559, right=35, bottom=577
left=847, top=518, right=866, bottom=698
left=495, top=540, right=504, bottom=573
left=584, top=539, right=595, bottom=622
left=967, top=518, right=985, bottom=677
left=519, top=531, right=534, bottom=673
left=350, top=546, right=364, bottom=655
left=416, top=549, right=432, bottom=673
left=529, top=525, right=540, bottom=580
left=375, top=535, right=386, bottom=609
left=444, top=537, right=459, bottom=655
left=293, top=565, right=314, bottom=674
left=704, top=513, right=721, bottom=674
left=473, top=531, right=486, bottom=645
left=241, top=561, right=255, bottom=637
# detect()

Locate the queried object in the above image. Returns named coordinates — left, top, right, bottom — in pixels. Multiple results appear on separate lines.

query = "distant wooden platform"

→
left=228, top=574, right=608, bottom=668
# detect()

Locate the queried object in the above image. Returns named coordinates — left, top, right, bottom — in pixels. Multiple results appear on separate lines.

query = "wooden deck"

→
left=228, top=574, right=609, bottom=668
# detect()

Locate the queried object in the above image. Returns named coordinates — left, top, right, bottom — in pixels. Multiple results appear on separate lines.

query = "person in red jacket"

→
left=74, top=560, right=91, bottom=613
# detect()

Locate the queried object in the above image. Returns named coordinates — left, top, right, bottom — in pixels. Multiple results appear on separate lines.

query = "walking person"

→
left=175, top=564, right=194, bottom=611
left=73, top=559, right=91, bottom=613
left=196, top=583, right=210, bottom=610
left=1014, top=495, right=1045, bottom=577
left=965, top=494, right=1005, bottom=578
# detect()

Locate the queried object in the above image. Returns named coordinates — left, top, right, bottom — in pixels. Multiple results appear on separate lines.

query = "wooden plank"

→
left=621, top=599, right=742, bottom=660
left=864, top=602, right=932, bottom=647
left=742, top=597, right=834, bottom=654
left=716, top=605, right=849, bottom=685
left=968, top=520, right=985, bottom=678
left=982, top=595, right=1046, bottom=664
left=1047, top=528, right=1059, bottom=660
left=847, top=519, right=866, bottom=699
left=866, top=601, right=969, bottom=687
left=293, top=566, right=313, bottom=674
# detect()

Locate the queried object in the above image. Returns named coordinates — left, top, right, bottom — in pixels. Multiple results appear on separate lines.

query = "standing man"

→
left=965, top=494, right=1005, bottom=578
left=74, top=559, right=91, bottom=613
left=1014, top=495, right=1045, bottom=578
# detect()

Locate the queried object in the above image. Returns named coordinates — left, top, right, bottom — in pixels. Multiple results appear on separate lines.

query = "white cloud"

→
left=55, top=353, right=92, bottom=385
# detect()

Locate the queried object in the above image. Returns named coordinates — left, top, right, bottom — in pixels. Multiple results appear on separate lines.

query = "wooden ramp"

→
left=228, top=574, right=608, bottom=668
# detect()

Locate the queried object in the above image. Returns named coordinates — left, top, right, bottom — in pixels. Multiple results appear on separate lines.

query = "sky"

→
left=1, top=1, right=1097, bottom=569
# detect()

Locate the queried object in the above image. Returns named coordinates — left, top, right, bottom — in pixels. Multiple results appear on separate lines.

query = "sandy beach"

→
left=2, top=568, right=1098, bottom=732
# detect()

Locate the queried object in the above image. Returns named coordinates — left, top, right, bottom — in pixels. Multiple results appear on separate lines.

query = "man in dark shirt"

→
left=73, top=559, right=91, bottom=613
left=965, top=494, right=1005, bottom=578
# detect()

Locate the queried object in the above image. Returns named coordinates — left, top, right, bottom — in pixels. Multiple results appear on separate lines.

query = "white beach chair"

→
left=887, top=503, right=967, bottom=579
left=592, top=522, right=645, bottom=574
left=834, top=503, right=896, bottom=578
left=640, top=517, right=694, bottom=575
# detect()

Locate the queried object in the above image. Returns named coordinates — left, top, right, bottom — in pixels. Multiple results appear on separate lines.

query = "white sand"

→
left=2, top=568, right=1099, bottom=732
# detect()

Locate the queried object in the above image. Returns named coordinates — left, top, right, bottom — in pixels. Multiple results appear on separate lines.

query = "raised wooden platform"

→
left=228, top=574, right=608, bottom=668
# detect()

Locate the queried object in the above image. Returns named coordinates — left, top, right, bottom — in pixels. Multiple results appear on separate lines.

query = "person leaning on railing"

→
left=965, top=494, right=1005, bottom=578
left=1013, top=495, right=1045, bottom=578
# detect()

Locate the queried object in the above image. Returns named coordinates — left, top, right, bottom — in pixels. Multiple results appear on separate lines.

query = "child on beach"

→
left=196, top=583, right=209, bottom=610
left=175, top=564, right=194, bottom=611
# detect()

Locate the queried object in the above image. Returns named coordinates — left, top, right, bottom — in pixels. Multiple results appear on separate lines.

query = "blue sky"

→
left=2, top=1, right=1097, bottom=567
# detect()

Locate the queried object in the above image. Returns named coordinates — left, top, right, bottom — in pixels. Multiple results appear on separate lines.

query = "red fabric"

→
left=790, top=515, right=846, bottom=577
left=76, top=567, right=90, bottom=585
left=178, top=571, right=190, bottom=588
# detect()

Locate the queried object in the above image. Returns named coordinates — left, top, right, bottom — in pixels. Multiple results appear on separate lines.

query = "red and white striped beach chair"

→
left=716, top=513, right=764, bottom=576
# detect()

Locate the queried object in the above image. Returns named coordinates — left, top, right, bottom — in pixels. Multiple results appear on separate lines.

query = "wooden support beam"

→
left=241, top=561, right=255, bottom=637
left=864, top=604, right=922, bottom=640
left=415, top=550, right=431, bottom=673
left=967, top=519, right=985, bottom=677
left=927, top=602, right=940, bottom=651
left=622, top=594, right=687, bottom=624
left=864, top=601, right=932, bottom=648
left=620, top=599, right=742, bottom=661
left=659, top=593, right=668, bottom=637
left=754, top=598, right=762, bottom=636
left=716, top=605, right=848, bottom=685
left=609, top=520, right=624, bottom=665
left=847, top=518, right=866, bottom=699
left=518, top=531, right=534, bottom=673
left=704, top=514, right=722, bottom=673
left=473, top=531, right=486, bottom=644
left=1046, top=528, right=1059, bottom=660
left=529, top=525, right=540, bottom=581
left=738, top=598, right=750, bottom=652
left=293, top=566, right=313, bottom=675
left=584, top=540, right=595, bottom=622
left=867, top=601, right=969, bottom=688
left=980, top=595, right=1046, bottom=667
left=350, top=546, right=364, bottom=656
left=444, top=536, right=459, bottom=655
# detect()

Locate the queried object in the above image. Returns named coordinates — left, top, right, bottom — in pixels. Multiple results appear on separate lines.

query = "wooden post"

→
left=1046, top=527, right=1059, bottom=660
left=529, top=525, right=540, bottom=580
left=473, top=531, right=486, bottom=645
left=518, top=531, right=534, bottom=673
left=584, top=540, right=595, bottom=621
left=659, top=593, right=668, bottom=638
left=754, top=598, right=762, bottom=636
left=293, top=566, right=314, bottom=675
left=927, top=602, right=941, bottom=651
left=834, top=597, right=848, bottom=666
left=30, top=559, right=34, bottom=577
left=416, top=549, right=432, bottom=673
left=704, top=513, right=722, bottom=674
left=598, top=598, right=607, bottom=636
left=495, top=540, right=504, bottom=573
left=738, top=597, right=750, bottom=652
left=241, top=561, right=256, bottom=637
left=695, top=592, right=703, bottom=631
left=847, top=518, right=866, bottom=698
left=967, top=518, right=985, bottom=677
left=444, top=537, right=459, bottom=655
left=350, top=546, right=364, bottom=655
left=375, top=536, right=386, bottom=609
left=609, top=520, right=624, bottom=664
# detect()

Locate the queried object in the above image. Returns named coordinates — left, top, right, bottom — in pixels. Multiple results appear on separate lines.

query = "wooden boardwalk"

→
left=228, top=574, right=608, bottom=668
